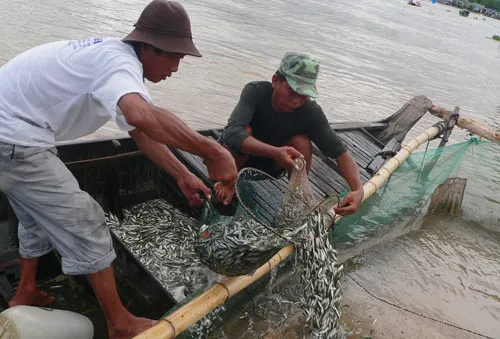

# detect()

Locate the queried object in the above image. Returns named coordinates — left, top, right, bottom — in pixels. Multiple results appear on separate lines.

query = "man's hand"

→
left=177, top=173, right=212, bottom=206
left=204, top=145, right=238, bottom=188
left=334, top=189, right=364, bottom=216
left=129, top=129, right=214, bottom=206
left=273, top=146, right=303, bottom=171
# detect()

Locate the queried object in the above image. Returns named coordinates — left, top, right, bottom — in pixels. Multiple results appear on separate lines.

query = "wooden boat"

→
left=0, top=95, right=446, bottom=338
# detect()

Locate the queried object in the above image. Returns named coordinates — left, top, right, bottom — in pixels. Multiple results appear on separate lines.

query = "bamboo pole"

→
left=429, top=106, right=500, bottom=142
left=133, top=123, right=444, bottom=339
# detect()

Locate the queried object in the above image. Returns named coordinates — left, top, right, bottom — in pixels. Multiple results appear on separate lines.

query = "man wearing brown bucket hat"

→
left=0, top=1, right=236, bottom=338
left=216, top=52, right=364, bottom=216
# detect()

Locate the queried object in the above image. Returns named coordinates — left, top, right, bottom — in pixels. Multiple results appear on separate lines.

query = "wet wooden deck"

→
left=171, top=96, right=433, bottom=201
left=172, top=123, right=391, bottom=201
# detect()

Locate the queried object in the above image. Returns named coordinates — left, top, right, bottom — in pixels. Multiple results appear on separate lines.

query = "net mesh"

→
left=189, top=138, right=493, bottom=338
left=334, top=139, right=481, bottom=248
left=195, top=158, right=328, bottom=276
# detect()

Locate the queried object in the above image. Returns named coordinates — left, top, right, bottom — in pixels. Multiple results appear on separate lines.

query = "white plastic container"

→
left=0, top=306, right=94, bottom=339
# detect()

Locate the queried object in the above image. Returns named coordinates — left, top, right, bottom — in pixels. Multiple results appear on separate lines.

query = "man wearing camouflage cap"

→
left=0, top=0, right=236, bottom=338
left=217, top=52, right=364, bottom=216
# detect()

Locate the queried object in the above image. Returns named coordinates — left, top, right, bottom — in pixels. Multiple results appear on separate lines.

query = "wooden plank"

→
left=330, top=121, right=388, bottom=131
left=309, top=163, right=332, bottom=197
left=345, top=129, right=382, bottom=154
left=303, top=147, right=342, bottom=190
left=309, top=172, right=345, bottom=196
left=325, top=126, right=383, bottom=170
left=309, top=145, right=358, bottom=193
left=337, top=132, right=372, bottom=161
left=366, top=137, right=401, bottom=174
left=337, top=131, right=381, bottom=169
left=311, top=160, right=349, bottom=193
left=359, top=168, right=372, bottom=182
left=175, top=147, right=329, bottom=201
left=360, top=128, right=385, bottom=148
left=308, top=169, right=336, bottom=198
left=310, top=155, right=350, bottom=194
left=307, top=172, right=332, bottom=199
left=340, top=130, right=381, bottom=158
left=237, top=174, right=325, bottom=225
left=337, top=143, right=372, bottom=169
left=318, top=152, right=371, bottom=186
left=171, top=135, right=223, bottom=187
left=240, top=188, right=281, bottom=225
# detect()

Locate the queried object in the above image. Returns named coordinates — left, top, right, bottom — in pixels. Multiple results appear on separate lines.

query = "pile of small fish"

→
left=196, top=210, right=287, bottom=277
left=106, top=191, right=343, bottom=337
left=106, top=199, right=223, bottom=303
left=296, top=210, right=343, bottom=339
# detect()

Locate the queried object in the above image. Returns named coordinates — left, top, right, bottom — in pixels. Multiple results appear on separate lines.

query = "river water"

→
left=1, top=0, right=499, bottom=338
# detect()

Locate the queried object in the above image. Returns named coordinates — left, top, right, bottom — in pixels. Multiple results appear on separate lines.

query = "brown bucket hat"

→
left=123, top=0, right=201, bottom=57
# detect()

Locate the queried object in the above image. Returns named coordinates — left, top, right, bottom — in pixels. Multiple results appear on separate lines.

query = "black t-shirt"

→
left=220, top=81, right=347, bottom=158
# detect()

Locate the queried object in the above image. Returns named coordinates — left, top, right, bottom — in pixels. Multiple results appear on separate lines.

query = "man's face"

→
left=141, top=45, right=184, bottom=83
left=271, top=74, right=308, bottom=113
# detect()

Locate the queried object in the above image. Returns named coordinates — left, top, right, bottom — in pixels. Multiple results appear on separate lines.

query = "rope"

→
left=215, top=282, right=231, bottom=300
left=416, top=139, right=431, bottom=182
left=344, top=272, right=495, bottom=339
left=159, top=318, right=177, bottom=337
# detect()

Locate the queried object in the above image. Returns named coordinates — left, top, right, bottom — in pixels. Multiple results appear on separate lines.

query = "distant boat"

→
left=459, top=9, right=470, bottom=17
left=408, top=0, right=422, bottom=7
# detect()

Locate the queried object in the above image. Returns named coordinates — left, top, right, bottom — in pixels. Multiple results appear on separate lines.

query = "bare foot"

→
left=109, top=316, right=157, bottom=339
left=9, top=289, right=56, bottom=308
left=214, top=182, right=235, bottom=205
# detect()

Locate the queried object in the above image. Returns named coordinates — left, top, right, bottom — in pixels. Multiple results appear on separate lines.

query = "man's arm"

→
left=334, top=151, right=364, bottom=215
left=129, top=129, right=210, bottom=205
left=240, top=137, right=302, bottom=170
left=238, top=137, right=284, bottom=157
left=220, top=83, right=257, bottom=154
left=120, top=93, right=214, bottom=156
left=129, top=129, right=192, bottom=181
left=307, top=105, right=363, bottom=215
left=336, top=152, right=363, bottom=192
left=118, top=93, right=236, bottom=185
left=221, top=83, right=302, bottom=166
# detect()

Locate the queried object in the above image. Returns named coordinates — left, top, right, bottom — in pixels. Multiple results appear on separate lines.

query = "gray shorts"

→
left=0, top=142, right=116, bottom=275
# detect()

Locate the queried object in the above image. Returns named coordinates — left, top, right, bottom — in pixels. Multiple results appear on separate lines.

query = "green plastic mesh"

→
left=189, top=139, right=497, bottom=338
left=334, top=139, right=484, bottom=248
left=196, top=139, right=489, bottom=276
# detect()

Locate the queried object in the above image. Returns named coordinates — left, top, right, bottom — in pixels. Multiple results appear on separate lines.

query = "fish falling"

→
left=196, top=194, right=344, bottom=337
left=196, top=157, right=344, bottom=337
left=296, top=210, right=343, bottom=339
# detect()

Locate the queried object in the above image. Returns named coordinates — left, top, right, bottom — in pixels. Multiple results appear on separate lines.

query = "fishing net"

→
left=334, top=138, right=483, bottom=248
left=195, top=158, right=335, bottom=277
left=192, top=139, right=494, bottom=339
left=195, top=157, right=344, bottom=338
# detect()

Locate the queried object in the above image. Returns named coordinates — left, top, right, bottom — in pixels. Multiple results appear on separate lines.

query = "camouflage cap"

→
left=278, top=52, right=319, bottom=98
